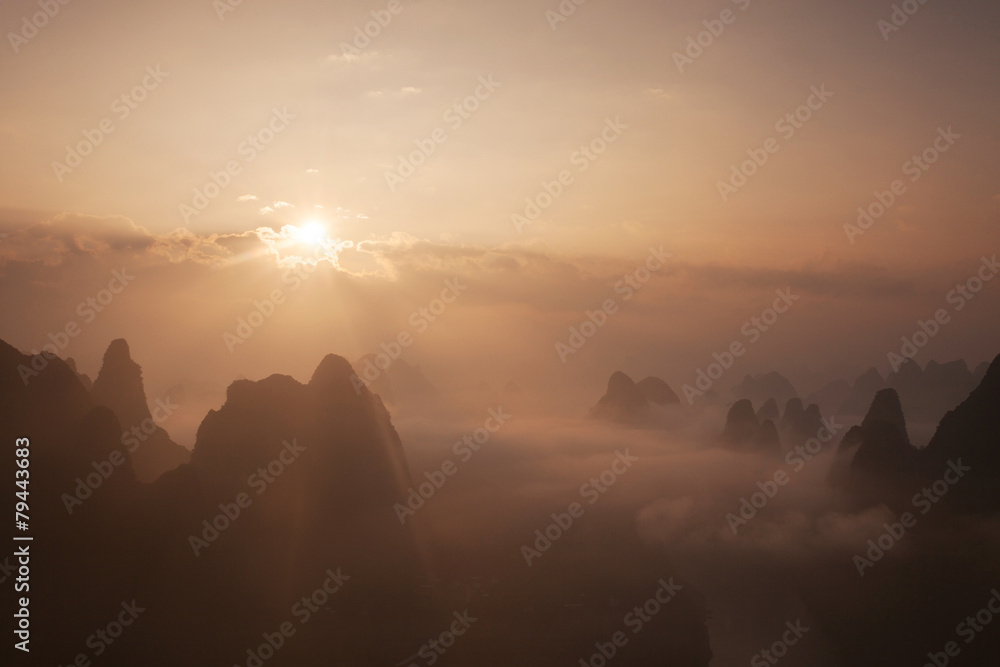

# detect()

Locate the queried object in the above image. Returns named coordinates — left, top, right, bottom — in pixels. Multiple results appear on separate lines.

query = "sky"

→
left=0, top=0, right=998, bottom=405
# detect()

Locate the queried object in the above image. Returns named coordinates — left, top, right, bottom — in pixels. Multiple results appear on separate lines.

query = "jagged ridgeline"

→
left=0, top=338, right=712, bottom=666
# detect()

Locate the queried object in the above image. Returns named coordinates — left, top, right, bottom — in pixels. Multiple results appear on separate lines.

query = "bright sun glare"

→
left=295, top=220, right=327, bottom=246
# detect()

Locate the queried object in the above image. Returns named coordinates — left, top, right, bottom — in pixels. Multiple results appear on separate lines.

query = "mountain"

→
left=830, top=388, right=920, bottom=505
left=91, top=339, right=190, bottom=482
left=731, top=371, right=797, bottom=407
left=589, top=371, right=682, bottom=426
left=851, top=389, right=918, bottom=478
left=0, top=338, right=712, bottom=665
left=590, top=371, right=648, bottom=421
left=837, top=360, right=980, bottom=425
left=637, top=376, right=681, bottom=405
left=0, top=340, right=427, bottom=664
left=755, top=397, right=780, bottom=423
left=779, top=398, right=824, bottom=448
left=65, top=356, right=94, bottom=391
left=151, top=378, right=226, bottom=447
left=839, top=367, right=886, bottom=416
left=887, top=358, right=980, bottom=425
left=832, top=355, right=1000, bottom=513
left=972, top=360, right=989, bottom=387
left=0, top=338, right=136, bottom=508
left=920, top=354, right=1000, bottom=512
left=191, top=353, right=413, bottom=516
left=722, top=399, right=781, bottom=453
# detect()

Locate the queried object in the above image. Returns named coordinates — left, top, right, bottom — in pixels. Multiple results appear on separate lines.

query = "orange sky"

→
left=1, top=0, right=998, bottom=402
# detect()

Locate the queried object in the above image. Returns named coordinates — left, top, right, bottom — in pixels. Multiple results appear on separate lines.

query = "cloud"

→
left=0, top=213, right=154, bottom=265
left=252, top=224, right=354, bottom=269
left=365, top=87, right=422, bottom=99
left=0, top=213, right=957, bottom=311
left=645, top=88, right=674, bottom=101
left=325, top=50, right=382, bottom=65
left=150, top=228, right=257, bottom=265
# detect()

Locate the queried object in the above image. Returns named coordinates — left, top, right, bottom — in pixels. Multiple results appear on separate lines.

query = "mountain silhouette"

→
left=779, top=398, right=824, bottom=449
left=722, top=399, right=781, bottom=453
left=589, top=371, right=682, bottom=426
left=636, top=376, right=681, bottom=405
left=65, top=356, right=94, bottom=391
left=887, top=358, right=981, bottom=425
left=0, top=338, right=713, bottom=665
left=919, top=353, right=1000, bottom=511
left=91, top=339, right=190, bottom=482
left=755, top=397, right=780, bottom=423
left=972, top=360, right=989, bottom=386
left=839, top=367, right=886, bottom=416
left=191, top=352, right=412, bottom=514
left=0, top=340, right=428, bottom=663
left=830, top=388, right=920, bottom=505
left=833, top=360, right=981, bottom=426
left=851, top=389, right=918, bottom=479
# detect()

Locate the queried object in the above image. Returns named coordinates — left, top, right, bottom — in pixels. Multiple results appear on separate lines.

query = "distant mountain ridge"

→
left=809, top=358, right=986, bottom=425
left=831, top=354, right=1000, bottom=511
left=589, top=371, right=681, bottom=426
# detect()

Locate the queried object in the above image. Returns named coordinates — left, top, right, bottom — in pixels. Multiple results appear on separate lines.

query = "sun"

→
left=294, top=220, right=328, bottom=246
left=257, top=219, right=354, bottom=269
